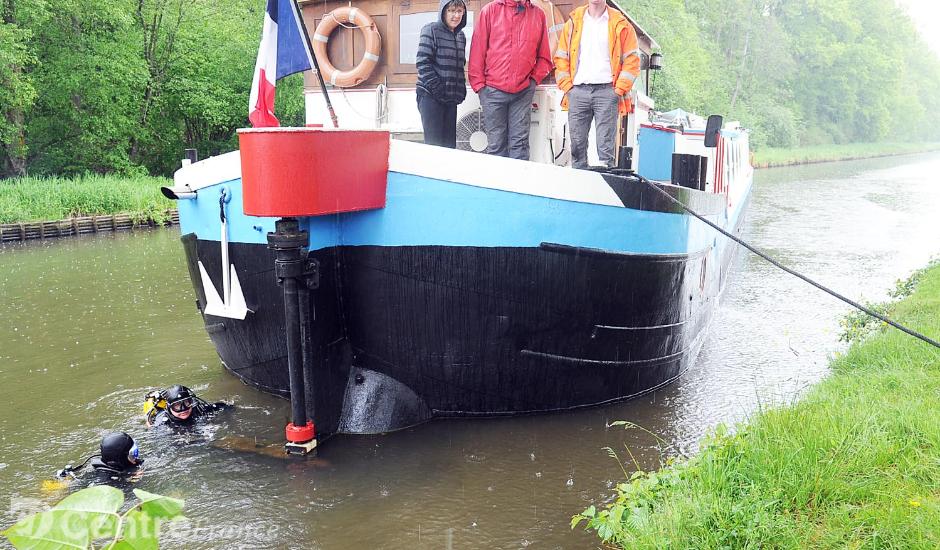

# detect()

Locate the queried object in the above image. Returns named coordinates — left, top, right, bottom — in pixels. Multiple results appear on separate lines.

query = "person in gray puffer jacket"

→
left=415, top=0, right=468, bottom=148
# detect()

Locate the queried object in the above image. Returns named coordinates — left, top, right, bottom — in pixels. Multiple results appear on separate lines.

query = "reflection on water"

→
left=1, top=152, right=939, bottom=548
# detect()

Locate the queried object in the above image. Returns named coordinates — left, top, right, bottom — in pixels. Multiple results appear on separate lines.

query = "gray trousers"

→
left=568, top=83, right=619, bottom=169
left=478, top=81, right=537, bottom=160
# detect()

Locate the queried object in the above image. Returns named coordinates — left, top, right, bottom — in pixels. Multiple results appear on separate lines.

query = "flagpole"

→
left=293, top=0, right=339, bottom=128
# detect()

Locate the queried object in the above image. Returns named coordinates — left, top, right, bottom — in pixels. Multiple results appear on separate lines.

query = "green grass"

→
left=0, top=174, right=174, bottom=224
left=838, top=264, right=935, bottom=344
left=575, top=262, right=940, bottom=549
left=753, top=142, right=940, bottom=168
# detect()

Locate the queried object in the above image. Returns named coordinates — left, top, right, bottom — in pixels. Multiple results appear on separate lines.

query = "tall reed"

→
left=0, top=174, right=174, bottom=224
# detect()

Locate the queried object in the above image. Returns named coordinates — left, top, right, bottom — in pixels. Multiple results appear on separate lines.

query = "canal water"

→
left=1, top=152, right=939, bottom=548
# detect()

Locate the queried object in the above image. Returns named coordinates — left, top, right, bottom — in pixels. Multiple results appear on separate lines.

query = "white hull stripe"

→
left=175, top=141, right=626, bottom=208
left=388, top=140, right=624, bottom=207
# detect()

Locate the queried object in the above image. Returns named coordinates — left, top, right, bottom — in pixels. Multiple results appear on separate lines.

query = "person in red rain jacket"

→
left=468, top=0, right=553, bottom=160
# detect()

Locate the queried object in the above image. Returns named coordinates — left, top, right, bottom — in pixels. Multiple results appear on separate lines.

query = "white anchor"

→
left=199, top=186, right=250, bottom=319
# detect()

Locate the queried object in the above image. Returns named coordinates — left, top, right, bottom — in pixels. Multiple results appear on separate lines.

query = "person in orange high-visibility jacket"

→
left=554, top=0, right=641, bottom=168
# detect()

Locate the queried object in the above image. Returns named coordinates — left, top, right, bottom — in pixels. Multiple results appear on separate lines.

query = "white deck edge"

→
left=174, top=139, right=624, bottom=208
left=388, top=140, right=624, bottom=207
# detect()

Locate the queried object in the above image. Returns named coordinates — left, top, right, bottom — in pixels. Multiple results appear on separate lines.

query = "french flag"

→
left=248, top=0, right=315, bottom=127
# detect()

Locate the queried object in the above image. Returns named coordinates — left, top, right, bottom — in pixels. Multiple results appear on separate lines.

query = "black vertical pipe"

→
left=298, top=283, right=316, bottom=425
left=268, top=218, right=311, bottom=430
left=282, top=275, right=307, bottom=427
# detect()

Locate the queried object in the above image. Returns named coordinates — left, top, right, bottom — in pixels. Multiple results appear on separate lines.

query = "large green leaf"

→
left=54, top=486, right=123, bottom=514
left=132, top=490, right=184, bottom=519
left=55, top=486, right=123, bottom=541
left=2, top=487, right=189, bottom=550
left=104, top=510, right=159, bottom=550
left=3, top=509, right=95, bottom=549
left=3, top=486, right=125, bottom=548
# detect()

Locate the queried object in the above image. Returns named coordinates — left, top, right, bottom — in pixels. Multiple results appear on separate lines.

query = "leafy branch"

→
left=3, top=486, right=185, bottom=549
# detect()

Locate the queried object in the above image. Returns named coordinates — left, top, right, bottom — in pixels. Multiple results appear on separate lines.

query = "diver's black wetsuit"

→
left=150, top=401, right=230, bottom=429
left=147, top=385, right=232, bottom=430
left=88, top=458, right=142, bottom=486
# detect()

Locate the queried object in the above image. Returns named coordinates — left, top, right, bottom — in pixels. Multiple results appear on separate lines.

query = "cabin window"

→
left=400, top=12, right=437, bottom=64
left=398, top=11, right=476, bottom=64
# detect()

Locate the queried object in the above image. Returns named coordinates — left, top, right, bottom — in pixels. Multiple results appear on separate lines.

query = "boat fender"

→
left=313, top=7, right=382, bottom=88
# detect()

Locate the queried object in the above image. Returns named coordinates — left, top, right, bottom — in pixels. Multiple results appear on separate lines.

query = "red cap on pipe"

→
left=286, top=421, right=316, bottom=443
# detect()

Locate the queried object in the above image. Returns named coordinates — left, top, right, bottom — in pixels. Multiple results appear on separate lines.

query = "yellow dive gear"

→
left=143, top=390, right=168, bottom=422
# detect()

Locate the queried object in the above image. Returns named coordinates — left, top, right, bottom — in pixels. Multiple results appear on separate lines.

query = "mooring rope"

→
left=635, top=174, right=940, bottom=351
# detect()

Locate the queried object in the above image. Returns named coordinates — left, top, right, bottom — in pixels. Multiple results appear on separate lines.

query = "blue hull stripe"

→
left=179, top=171, right=727, bottom=255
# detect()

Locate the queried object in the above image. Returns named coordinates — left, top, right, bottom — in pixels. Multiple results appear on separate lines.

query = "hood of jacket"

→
left=439, top=0, right=467, bottom=33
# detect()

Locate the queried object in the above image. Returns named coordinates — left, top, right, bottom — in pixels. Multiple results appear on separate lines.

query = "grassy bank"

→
left=753, top=142, right=940, bottom=168
left=0, top=174, right=174, bottom=224
left=575, top=261, right=940, bottom=548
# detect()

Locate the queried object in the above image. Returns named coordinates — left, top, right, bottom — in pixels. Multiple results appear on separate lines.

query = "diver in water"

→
left=145, top=385, right=231, bottom=429
left=55, top=432, right=144, bottom=486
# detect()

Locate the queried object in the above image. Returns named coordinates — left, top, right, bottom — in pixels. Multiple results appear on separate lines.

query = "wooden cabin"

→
left=298, top=0, right=660, bottom=165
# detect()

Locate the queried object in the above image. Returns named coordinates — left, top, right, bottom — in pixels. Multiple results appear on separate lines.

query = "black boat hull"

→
left=184, top=234, right=735, bottom=436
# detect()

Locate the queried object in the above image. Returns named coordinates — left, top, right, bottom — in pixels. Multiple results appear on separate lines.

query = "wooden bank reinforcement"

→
left=0, top=210, right=179, bottom=243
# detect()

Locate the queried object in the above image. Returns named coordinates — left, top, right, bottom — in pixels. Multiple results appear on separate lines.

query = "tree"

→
left=24, top=0, right=147, bottom=174
left=0, top=0, right=38, bottom=177
left=144, top=0, right=264, bottom=173
left=621, top=0, right=940, bottom=148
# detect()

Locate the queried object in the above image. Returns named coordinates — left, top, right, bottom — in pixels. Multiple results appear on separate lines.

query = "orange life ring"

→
left=312, top=7, right=382, bottom=88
